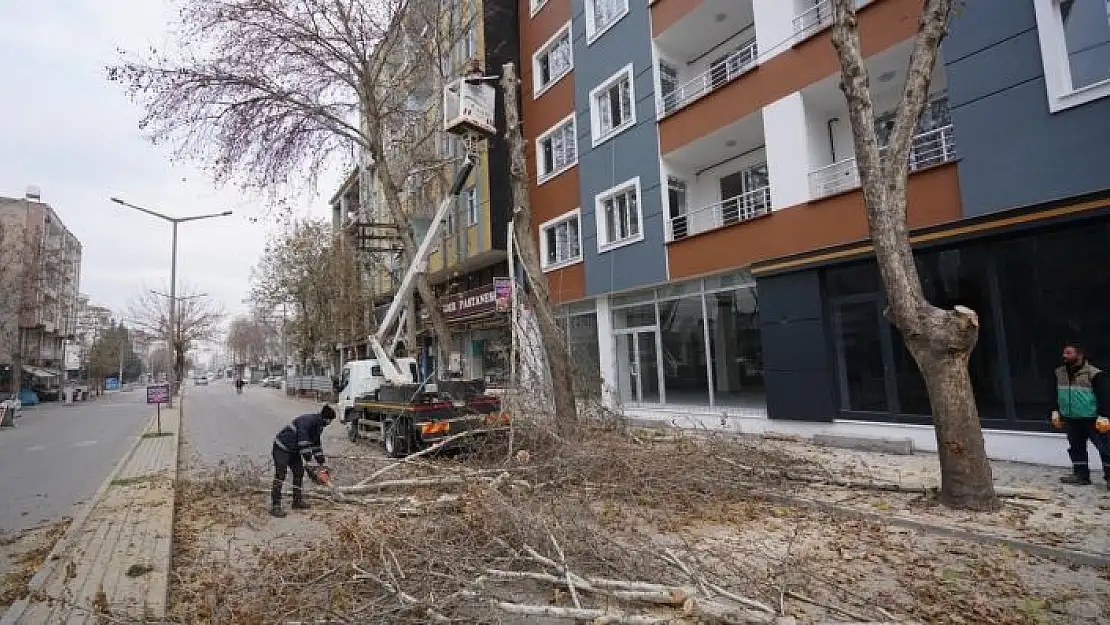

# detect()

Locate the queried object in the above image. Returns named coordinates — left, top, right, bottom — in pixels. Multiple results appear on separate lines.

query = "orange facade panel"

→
left=544, top=262, right=586, bottom=304
left=650, top=0, right=703, bottom=37
left=658, top=0, right=925, bottom=154
left=666, top=164, right=963, bottom=280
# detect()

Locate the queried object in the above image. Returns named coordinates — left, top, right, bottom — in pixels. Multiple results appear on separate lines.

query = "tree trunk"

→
left=829, top=0, right=998, bottom=510
left=909, top=336, right=997, bottom=508
left=501, top=63, right=578, bottom=436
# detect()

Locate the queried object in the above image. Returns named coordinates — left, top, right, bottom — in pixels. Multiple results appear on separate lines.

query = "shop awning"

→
left=22, top=365, right=59, bottom=379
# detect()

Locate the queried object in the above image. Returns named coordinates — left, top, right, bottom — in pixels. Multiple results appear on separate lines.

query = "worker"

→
left=271, top=404, right=335, bottom=517
left=1051, top=342, right=1110, bottom=486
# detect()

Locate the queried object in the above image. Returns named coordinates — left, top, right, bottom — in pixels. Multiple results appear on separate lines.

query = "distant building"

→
left=0, top=189, right=82, bottom=397
left=71, top=294, right=115, bottom=381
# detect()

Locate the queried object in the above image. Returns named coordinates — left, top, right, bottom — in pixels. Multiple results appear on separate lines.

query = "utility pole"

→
left=499, top=63, right=578, bottom=434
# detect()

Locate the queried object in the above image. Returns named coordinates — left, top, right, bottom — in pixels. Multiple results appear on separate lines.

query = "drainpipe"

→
left=827, top=117, right=840, bottom=162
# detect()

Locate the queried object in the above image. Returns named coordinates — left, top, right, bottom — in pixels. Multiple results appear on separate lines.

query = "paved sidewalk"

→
left=2, top=405, right=180, bottom=624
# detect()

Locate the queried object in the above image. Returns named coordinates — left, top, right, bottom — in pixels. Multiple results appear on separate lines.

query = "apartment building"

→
left=331, top=0, right=520, bottom=385
left=520, top=0, right=1110, bottom=465
left=0, top=190, right=83, bottom=397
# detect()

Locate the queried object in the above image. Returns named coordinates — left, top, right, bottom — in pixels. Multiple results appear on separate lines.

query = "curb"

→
left=759, top=491, right=1110, bottom=568
left=1, top=397, right=182, bottom=624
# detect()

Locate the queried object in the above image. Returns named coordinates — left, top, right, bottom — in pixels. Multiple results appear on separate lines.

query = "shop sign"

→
left=494, top=277, right=513, bottom=313
left=441, top=283, right=499, bottom=320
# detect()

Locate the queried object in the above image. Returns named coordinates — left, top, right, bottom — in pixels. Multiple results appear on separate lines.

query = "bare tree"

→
left=829, top=0, right=997, bottom=510
left=128, top=285, right=224, bottom=389
left=226, top=315, right=272, bottom=366
left=109, top=0, right=489, bottom=370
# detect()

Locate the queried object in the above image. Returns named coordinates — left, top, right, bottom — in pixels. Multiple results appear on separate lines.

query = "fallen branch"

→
left=353, top=427, right=510, bottom=486
left=457, top=591, right=672, bottom=624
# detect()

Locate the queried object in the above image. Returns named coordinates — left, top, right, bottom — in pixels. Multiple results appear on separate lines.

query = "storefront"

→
left=439, top=280, right=512, bottom=386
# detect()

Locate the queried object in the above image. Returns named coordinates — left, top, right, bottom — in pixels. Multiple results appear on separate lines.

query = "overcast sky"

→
left=0, top=1, right=334, bottom=328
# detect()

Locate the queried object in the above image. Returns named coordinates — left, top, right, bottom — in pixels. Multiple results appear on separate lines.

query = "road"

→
left=0, top=392, right=153, bottom=534
left=182, top=380, right=349, bottom=467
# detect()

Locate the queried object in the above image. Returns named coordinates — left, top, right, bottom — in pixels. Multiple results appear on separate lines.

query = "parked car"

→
left=261, top=376, right=282, bottom=389
left=194, top=376, right=208, bottom=386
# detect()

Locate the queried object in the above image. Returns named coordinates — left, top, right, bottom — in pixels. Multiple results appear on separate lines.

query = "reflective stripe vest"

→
left=1055, top=362, right=1101, bottom=419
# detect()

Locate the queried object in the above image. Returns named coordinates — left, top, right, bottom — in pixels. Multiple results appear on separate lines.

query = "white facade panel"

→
left=762, top=92, right=812, bottom=209
left=752, top=0, right=797, bottom=63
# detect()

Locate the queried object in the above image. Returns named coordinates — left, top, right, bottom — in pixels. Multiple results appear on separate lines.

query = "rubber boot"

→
left=1060, top=474, right=1092, bottom=485
left=291, top=490, right=310, bottom=510
left=270, top=503, right=287, bottom=517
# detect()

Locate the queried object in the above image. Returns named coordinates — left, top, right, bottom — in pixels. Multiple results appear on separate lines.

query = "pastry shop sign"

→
left=441, top=283, right=499, bottom=320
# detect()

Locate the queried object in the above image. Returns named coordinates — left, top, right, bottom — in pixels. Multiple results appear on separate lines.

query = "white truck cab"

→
left=336, top=358, right=421, bottom=420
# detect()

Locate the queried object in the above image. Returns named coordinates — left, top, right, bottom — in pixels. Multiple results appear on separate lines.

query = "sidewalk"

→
left=2, top=404, right=180, bottom=624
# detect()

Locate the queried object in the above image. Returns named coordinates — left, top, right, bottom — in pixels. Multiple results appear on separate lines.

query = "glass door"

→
left=615, top=329, right=661, bottom=404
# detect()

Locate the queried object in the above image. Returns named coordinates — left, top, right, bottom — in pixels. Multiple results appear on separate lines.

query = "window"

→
left=595, top=177, right=642, bottom=251
left=667, top=176, right=689, bottom=240
left=530, top=0, right=550, bottom=16
left=463, top=188, right=479, bottom=226
left=586, top=0, right=629, bottom=43
left=1034, top=0, right=1110, bottom=111
left=540, top=209, right=582, bottom=269
left=589, top=64, right=635, bottom=145
left=536, top=115, right=577, bottom=182
left=659, top=62, right=679, bottom=112
left=533, top=22, right=573, bottom=96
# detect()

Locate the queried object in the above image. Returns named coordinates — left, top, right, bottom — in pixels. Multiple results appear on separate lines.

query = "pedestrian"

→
left=1051, top=342, right=1110, bottom=485
left=271, top=404, right=335, bottom=517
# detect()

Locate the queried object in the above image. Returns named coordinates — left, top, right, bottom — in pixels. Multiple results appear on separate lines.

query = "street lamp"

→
left=110, top=197, right=232, bottom=405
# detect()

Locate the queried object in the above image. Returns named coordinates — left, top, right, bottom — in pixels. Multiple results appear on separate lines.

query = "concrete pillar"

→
left=763, top=92, right=813, bottom=210
left=595, top=297, right=618, bottom=409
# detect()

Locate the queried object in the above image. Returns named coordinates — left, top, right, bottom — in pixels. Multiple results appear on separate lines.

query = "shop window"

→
left=659, top=296, right=710, bottom=405
left=706, top=288, right=764, bottom=408
left=568, top=313, right=602, bottom=398
left=612, top=303, right=655, bottom=329
left=831, top=296, right=889, bottom=413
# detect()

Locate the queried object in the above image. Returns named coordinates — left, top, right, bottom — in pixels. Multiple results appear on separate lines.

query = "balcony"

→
left=654, top=0, right=757, bottom=118
left=799, top=39, right=953, bottom=201
left=661, top=110, right=770, bottom=242
left=660, top=40, right=758, bottom=117
left=809, top=125, right=957, bottom=199
left=793, top=0, right=871, bottom=43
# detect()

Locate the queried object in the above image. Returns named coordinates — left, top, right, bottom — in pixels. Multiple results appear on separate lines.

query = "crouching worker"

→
left=271, top=404, right=335, bottom=517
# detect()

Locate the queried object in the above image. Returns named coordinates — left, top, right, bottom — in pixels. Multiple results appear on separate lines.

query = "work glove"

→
left=1096, top=416, right=1110, bottom=434
left=1051, top=410, right=1063, bottom=429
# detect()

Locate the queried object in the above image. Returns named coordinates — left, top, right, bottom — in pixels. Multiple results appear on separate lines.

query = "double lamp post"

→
left=110, top=197, right=231, bottom=406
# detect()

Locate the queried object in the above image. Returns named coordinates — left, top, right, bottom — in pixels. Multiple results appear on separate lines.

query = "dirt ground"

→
left=0, top=519, right=70, bottom=611
left=166, top=421, right=1110, bottom=625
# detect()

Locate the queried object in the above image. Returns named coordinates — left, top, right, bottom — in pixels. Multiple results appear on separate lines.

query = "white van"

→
left=335, top=357, right=421, bottom=422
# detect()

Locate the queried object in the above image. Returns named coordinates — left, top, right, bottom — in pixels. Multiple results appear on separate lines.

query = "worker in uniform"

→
left=271, top=404, right=335, bottom=517
left=1051, top=342, right=1110, bottom=486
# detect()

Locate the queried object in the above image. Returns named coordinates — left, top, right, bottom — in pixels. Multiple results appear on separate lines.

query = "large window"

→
left=596, top=177, right=642, bottom=251
left=1034, top=0, right=1110, bottom=111
left=825, top=217, right=1110, bottom=429
left=585, top=0, right=629, bottom=43
left=590, top=64, right=635, bottom=145
left=659, top=297, right=710, bottom=405
left=539, top=209, right=582, bottom=270
left=533, top=22, right=573, bottom=96
left=536, top=115, right=577, bottom=183
left=706, top=288, right=764, bottom=408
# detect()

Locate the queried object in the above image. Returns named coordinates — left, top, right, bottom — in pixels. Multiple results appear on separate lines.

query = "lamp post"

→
left=110, top=197, right=231, bottom=406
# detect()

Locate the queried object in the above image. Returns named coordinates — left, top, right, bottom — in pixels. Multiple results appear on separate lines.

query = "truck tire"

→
left=383, top=419, right=408, bottom=458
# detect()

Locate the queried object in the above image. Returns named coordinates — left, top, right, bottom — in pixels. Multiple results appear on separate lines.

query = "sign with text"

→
left=105, top=377, right=119, bottom=391
left=146, top=383, right=170, bottom=405
left=441, top=283, right=502, bottom=321
left=494, top=277, right=513, bottom=313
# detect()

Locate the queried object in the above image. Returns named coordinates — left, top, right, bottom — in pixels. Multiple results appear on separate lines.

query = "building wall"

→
left=571, top=0, right=667, bottom=296
left=484, top=0, right=521, bottom=252
left=943, top=0, right=1110, bottom=217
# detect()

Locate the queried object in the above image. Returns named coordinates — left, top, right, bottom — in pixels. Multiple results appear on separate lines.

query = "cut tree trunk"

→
left=501, top=63, right=578, bottom=435
left=828, top=0, right=998, bottom=511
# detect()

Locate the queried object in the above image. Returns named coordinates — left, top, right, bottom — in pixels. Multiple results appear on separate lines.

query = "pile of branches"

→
left=170, top=409, right=921, bottom=624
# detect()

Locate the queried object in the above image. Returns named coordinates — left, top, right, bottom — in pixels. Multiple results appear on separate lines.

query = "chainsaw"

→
left=306, top=465, right=331, bottom=486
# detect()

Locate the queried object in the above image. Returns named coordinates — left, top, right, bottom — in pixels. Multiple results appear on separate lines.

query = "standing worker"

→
left=1052, top=342, right=1110, bottom=485
left=271, top=404, right=335, bottom=517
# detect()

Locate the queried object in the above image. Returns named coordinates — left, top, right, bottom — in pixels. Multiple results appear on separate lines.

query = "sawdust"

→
left=0, top=519, right=70, bottom=609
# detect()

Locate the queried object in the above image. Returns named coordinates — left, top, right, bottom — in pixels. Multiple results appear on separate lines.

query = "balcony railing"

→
left=793, top=0, right=871, bottom=39
left=668, top=186, right=771, bottom=241
left=808, top=124, right=957, bottom=200
left=660, top=40, right=758, bottom=117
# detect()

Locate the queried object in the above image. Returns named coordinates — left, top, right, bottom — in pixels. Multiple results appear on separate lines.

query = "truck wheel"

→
left=383, top=420, right=407, bottom=458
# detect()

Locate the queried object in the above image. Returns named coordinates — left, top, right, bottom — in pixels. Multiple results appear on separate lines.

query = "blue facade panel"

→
left=570, top=0, right=666, bottom=296
left=944, top=0, right=1110, bottom=217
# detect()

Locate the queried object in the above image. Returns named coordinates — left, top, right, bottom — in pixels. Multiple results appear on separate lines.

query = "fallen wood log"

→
left=352, top=427, right=510, bottom=486
left=457, top=592, right=671, bottom=624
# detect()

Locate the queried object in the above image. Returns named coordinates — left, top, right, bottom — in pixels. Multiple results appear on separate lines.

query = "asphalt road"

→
left=182, top=380, right=340, bottom=467
left=0, top=391, right=153, bottom=534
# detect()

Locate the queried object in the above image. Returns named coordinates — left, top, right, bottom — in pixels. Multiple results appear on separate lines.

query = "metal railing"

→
left=668, top=186, right=771, bottom=241
left=793, top=0, right=872, bottom=39
left=808, top=124, right=957, bottom=200
left=660, top=39, right=758, bottom=117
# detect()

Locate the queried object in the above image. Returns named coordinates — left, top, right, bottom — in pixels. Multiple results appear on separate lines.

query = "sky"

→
left=0, top=1, right=335, bottom=329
